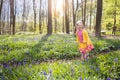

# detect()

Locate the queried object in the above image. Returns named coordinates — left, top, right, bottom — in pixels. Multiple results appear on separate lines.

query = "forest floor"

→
left=0, top=34, right=120, bottom=80
left=102, top=34, right=120, bottom=39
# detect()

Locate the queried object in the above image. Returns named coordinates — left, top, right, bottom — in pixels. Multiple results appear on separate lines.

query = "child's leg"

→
left=81, top=52, right=86, bottom=61
left=85, top=53, right=89, bottom=60
left=84, top=53, right=87, bottom=60
left=83, top=53, right=86, bottom=61
left=81, top=53, right=84, bottom=60
left=80, top=52, right=85, bottom=60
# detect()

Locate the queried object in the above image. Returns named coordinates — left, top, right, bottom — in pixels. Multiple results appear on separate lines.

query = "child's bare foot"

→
left=81, top=56, right=84, bottom=60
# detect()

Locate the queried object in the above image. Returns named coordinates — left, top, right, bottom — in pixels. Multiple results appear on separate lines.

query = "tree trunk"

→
left=89, top=0, right=93, bottom=30
left=33, top=0, right=36, bottom=33
left=39, top=0, right=42, bottom=34
left=7, top=4, right=10, bottom=34
left=10, top=0, right=15, bottom=35
left=0, top=0, right=3, bottom=35
left=2, top=9, right=5, bottom=34
left=72, top=0, right=75, bottom=27
left=47, top=0, right=52, bottom=35
left=65, top=0, right=69, bottom=34
left=76, top=0, right=79, bottom=21
left=81, top=0, right=84, bottom=20
left=83, top=0, right=87, bottom=26
left=95, top=0, right=103, bottom=38
left=22, top=0, right=25, bottom=31
left=113, top=0, right=117, bottom=35
left=62, top=0, right=65, bottom=33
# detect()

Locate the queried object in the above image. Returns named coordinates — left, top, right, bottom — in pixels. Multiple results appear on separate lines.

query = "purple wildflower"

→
left=107, top=78, right=111, bottom=80
left=96, top=67, right=99, bottom=71
left=3, top=63, right=9, bottom=68
left=79, top=77, right=82, bottom=80
left=43, top=71, right=47, bottom=76
left=90, top=65, right=93, bottom=69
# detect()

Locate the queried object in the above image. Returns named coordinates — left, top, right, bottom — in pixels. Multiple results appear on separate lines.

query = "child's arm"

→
left=83, top=29, right=89, bottom=44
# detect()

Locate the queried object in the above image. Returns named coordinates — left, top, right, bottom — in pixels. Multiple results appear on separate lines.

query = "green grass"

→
left=0, top=34, right=120, bottom=63
left=1, top=50, right=120, bottom=80
left=0, top=34, right=120, bottom=80
left=106, top=30, right=120, bottom=35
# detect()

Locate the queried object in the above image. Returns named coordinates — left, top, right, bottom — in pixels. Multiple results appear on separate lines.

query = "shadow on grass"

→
left=1, top=34, right=120, bottom=69
left=1, top=34, right=80, bottom=67
left=0, top=35, right=49, bottom=66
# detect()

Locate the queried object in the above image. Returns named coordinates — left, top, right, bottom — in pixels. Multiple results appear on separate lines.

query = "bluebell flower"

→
left=96, top=67, right=99, bottom=71
left=43, top=71, right=47, bottom=76
left=107, top=77, right=111, bottom=80
left=20, top=61, right=23, bottom=65
left=90, top=65, right=93, bottom=69
left=3, top=63, right=9, bottom=68
left=79, top=77, right=82, bottom=80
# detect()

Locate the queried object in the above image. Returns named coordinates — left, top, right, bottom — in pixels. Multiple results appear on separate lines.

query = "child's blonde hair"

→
left=75, top=20, right=85, bottom=29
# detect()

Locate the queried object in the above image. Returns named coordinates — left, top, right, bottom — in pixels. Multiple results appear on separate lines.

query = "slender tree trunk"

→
left=65, top=0, right=69, bottom=34
left=0, top=0, right=3, bottom=34
left=90, top=0, right=93, bottom=30
left=47, top=0, right=52, bottom=35
left=62, top=0, right=65, bottom=33
left=33, top=0, right=36, bottom=33
left=72, top=0, right=75, bottom=27
left=45, top=0, right=48, bottom=34
left=39, top=0, right=42, bottom=34
left=10, top=10, right=12, bottom=34
left=76, top=0, right=79, bottom=21
left=22, top=0, right=25, bottom=31
left=83, top=0, right=87, bottom=26
left=95, top=0, right=103, bottom=38
left=2, top=9, right=5, bottom=34
left=94, top=0, right=97, bottom=27
left=113, top=0, right=117, bottom=35
left=7, top=4, right=10, bottom=34
left=10, top=0, right=15, bottom=35
left=81, top=0, right=84, bottom=20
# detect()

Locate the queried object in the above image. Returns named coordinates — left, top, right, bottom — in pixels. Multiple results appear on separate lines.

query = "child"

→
left=75, top=20, right=94, bottom=61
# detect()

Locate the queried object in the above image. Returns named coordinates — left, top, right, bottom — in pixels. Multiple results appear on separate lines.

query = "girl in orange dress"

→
left=75, top=20, right=94, bottom=61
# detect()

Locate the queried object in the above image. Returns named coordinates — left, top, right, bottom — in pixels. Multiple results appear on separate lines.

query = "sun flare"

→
left=52, top=0, right=64, bottom=17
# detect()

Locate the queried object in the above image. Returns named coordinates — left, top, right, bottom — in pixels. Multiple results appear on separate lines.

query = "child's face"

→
left=76, top=25, right=82, bottom=30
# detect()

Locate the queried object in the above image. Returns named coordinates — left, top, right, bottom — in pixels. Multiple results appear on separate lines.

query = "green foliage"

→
left=102, top=0, right=120, bottom=31
left=1, top=51, right=120, bottom=80
left=106, top=22, right=112, bottom=30
left=0, top=34, right=120, bottom=63
left=0, top=34, right=120, bottom=79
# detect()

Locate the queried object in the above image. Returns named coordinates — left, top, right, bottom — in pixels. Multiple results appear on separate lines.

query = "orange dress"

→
left=76, top=29, right=94, bottom=53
